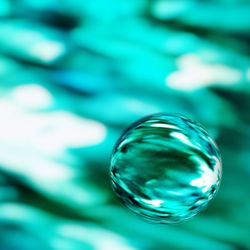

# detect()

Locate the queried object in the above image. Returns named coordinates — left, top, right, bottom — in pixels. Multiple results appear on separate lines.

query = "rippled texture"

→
left=110, top=114, right=222, bottom=224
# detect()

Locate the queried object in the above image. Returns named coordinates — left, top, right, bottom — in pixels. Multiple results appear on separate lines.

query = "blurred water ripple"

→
left=0, top=0, right=249, bottom=249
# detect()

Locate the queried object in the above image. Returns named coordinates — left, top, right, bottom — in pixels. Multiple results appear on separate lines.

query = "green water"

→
left=0, top=0, right=249, bottom=249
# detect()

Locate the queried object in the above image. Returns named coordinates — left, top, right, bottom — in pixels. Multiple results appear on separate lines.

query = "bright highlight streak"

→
left=151, top=123, right=178, bottom=130
left=141, top=199, right=164, bottom=207
left=171, top=132, right=190, bottom=145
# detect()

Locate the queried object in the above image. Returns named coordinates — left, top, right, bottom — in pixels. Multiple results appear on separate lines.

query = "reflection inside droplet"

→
left=110, top=113, right=222, bottom=224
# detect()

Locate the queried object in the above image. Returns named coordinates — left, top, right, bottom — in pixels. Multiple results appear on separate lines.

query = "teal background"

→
left=0, top=0, right=250, bottom=249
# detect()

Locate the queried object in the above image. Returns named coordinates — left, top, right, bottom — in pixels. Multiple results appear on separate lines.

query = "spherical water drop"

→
left=110, top=113, right=222, bottom=224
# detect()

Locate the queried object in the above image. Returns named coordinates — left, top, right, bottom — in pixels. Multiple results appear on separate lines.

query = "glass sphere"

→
left=110, top=113, right=222, bottom=224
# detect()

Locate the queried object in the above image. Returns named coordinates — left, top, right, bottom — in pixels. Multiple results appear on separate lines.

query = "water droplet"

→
left=110, top=113, right=222, bottom=224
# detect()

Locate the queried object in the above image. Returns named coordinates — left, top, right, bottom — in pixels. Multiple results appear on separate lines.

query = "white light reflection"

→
left=170, top=131, right=200, bottom=151
left=30, top=41, right=65, bottom=62
left=0, top=100, right=107, bottom=156
left=11, top=84, right=53, bottom=109
left=151, top=123, right=178, bottom=130
left=190, top=156, right=219, bottom=193
left=166, top=54, right=242, bottom=91
left=141, top=198, right=164, bottom=207
left=170, top=131, right=190, bottom=145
